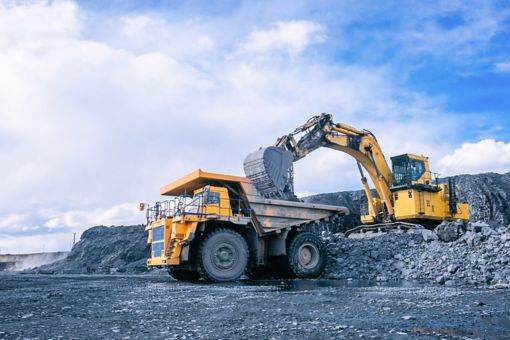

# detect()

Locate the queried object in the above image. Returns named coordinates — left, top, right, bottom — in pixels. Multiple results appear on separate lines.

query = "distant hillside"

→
left=32, top=225, right=149, bottom=274
left=303, top=172, right=510, bottom=232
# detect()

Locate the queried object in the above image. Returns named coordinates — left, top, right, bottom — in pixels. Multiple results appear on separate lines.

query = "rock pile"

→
left=323, top=221, right=510, bottom=288
left=31, top=225, right=149, bottom=274
left=455, top=172, right=510, bottom=226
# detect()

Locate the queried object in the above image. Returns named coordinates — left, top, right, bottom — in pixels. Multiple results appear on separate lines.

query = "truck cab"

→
left=181, top=186, right=232, bottom=217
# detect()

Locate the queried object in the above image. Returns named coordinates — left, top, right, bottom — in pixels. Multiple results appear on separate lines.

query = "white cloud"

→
left=495, top=61, right=510, bottom=72
left=0, top=1, right=495, bottom=253
left=0, top=213, right=28, bottom=230
left=0, top=1, right=79, bottom=49
left=439, top=139, right=510, bottom=176
left=294, top=148, right=361, bottom=194
left=0, top=203, right=142, bottom=253
left=0, top=233, right=75, bottom=254
left=239, top=20, right=325, bottom=56
left=42, top=203, right=141, bottom=230
left=398, top=1, right=509, bottom=60
left=0, top=203, right=142, bottom=234
left=116, top=15, right=215, bottom=60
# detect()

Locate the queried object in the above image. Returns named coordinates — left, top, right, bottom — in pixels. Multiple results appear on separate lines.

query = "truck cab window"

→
left=206, top=192, right=220, bottom=205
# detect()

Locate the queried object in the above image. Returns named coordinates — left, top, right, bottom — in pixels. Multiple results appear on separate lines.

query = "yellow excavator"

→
left=244, top=113, right=469, bottom=230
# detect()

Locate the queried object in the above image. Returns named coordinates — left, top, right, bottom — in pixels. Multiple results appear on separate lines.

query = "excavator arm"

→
left=244, top=113, right=395, bottom=223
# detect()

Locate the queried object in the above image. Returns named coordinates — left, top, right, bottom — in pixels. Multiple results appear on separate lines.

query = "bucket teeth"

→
left=243, top=147, right=298, bottom=201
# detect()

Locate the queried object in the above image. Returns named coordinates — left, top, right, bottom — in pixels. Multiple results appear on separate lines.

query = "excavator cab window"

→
left=391, top=154, right=425, bottom=187
left=409, top=160, right=425, bottom=182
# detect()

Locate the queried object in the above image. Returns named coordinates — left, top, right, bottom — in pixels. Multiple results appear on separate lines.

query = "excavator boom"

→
left=244, top=113, right=469, bottom=226
left=244, top=113, right=395, bottom=222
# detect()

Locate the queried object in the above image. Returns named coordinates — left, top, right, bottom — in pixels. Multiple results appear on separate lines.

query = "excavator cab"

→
left=390, top=154, right=438, bottom=191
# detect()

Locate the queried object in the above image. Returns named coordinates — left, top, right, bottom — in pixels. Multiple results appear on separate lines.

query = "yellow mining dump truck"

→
left=142, top=169, right=348, bottom=282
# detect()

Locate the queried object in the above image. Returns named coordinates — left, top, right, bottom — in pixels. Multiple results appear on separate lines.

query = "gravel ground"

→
left=1, top=274, right=509, bottom=339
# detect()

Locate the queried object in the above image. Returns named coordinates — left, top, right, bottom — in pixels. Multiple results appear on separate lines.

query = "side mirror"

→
left=139, top=203, right=145, bottom=211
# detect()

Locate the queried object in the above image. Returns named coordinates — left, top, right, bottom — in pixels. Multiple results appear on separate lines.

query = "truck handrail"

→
left=146, top=195, right=252, bottom=224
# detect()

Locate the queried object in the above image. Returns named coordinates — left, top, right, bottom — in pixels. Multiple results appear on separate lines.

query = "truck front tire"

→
left=284, top=232, right=327, bottom=279
left=197, top=228, right=249, bottom=282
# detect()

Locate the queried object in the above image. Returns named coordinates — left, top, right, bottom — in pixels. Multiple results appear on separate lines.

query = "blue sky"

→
left=75, top=0, right=510, bottom=141
left=0, top=0, right=509, bottom=253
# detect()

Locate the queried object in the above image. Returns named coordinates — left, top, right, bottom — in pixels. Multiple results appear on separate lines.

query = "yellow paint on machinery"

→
left=146, top=180, right=240, bottom=267
left=143, top=169, right=347, bottom=281
left=360, top=153, right=469, bottom=225
left=327, top=123, right=470, bottom=225
left=246, top=113, right=470, bottom=227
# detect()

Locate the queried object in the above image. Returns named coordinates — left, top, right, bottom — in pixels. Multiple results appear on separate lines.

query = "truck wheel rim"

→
left=298, top=242, right=319, bottom=269
left=212, top=242, right=237, bottom=270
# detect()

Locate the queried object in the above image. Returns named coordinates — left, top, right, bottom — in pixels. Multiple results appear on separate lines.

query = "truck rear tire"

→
left=285, top=232, right=327, bottom=279
left=197, top=228, right=249, bottom=282
left=168, top=268, right=202, bottom=282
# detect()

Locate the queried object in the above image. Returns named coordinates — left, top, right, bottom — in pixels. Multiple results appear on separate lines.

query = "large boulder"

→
left=434, top=220, right=465, bottom=242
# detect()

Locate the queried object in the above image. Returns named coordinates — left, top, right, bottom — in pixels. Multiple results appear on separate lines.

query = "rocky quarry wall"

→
left=303, top=172, right=510, bottom=232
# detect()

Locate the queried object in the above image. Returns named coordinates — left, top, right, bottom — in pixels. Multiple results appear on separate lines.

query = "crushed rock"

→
left=322, top=221, right=510, bottom=287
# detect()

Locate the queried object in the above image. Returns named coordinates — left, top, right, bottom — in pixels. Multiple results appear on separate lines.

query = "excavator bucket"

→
left=243, top=147, right=297, bottom=200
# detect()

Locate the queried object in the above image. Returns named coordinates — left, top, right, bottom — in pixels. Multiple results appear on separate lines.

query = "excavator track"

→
left=345, top=222, right=424, bottom=238
left=291, top=218, right=424, bottom=239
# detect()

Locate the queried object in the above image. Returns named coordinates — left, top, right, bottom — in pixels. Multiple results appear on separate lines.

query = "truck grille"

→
left=152, top=242, right=164, bottom=257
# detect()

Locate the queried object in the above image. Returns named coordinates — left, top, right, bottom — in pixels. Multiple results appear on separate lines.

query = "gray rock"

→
left=482, top=226, right=496, bottom=236
left=496, top=227, right=507, bottom=234
left=435, top=275, right=446, bottom=284
left=420, top=229, right=439, bottom=242
left=469, top=221, right=490, bottom=233
left=447, top=264, right=460, bottom=274
left=494, top=283, right=510, bottom=289
left=501, top=233, right=510, bottom=242
left=466, top=233, right=482, bottom=247
left=434, top=221, right=465, bottom=242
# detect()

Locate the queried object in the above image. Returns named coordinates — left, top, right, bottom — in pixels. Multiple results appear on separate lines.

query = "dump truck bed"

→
left=246, top=195, right=347, bottom=231
left=160, top=169, right=348, bottom=232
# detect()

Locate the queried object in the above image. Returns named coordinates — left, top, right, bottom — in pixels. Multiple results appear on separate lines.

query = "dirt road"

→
left=0, top=274, right=509, bottom=339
